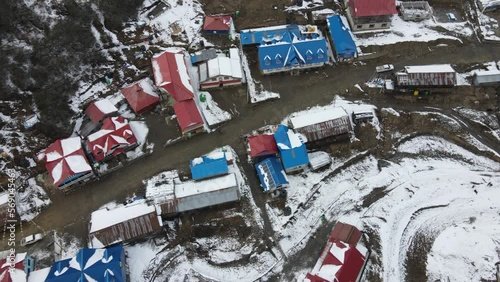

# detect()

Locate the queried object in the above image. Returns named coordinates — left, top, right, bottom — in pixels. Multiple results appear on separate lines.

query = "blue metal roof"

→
left=46, top=245, right=126, bottom=282
left=258, top=39, right=328, bottom=71
left=190, top=155, right=229, bottom=181
left=255, top=157, right=289, bottom=192
left=273, top=125, right=309, bottom=171
left=240, top=25, right=301, bottom=45
left=327, top=15, right=357, bottom=59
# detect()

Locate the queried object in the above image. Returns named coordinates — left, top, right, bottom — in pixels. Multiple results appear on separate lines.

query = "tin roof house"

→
left=190, top=154, right=229, bottom=181
left=89, top=199, right=162, bottom=248
left=43, top=245, right=126, bottom=282
left=120, top=78, right=160, bottom=114
left=255, top=156, right=289, bottom=192
left=396, top=64, right=457, bottom=87
left=326, top=15, right=357, bottom=62
left=273, top=125, right=309, bottom=173
left=247, top=134, right=279, bottom=160
left=80, top=99, right=119, bottom=137
left=344, top=0, right=397, bottom=32
left=198, top=48, right=243, bottom=89
left=43, top=137, right=95, bottom=190
left=152, top=50, right=205, bottom=135
left=240, top=25, right=328, bottom=75
left=86, top=116, right=138, bottom=162
left=304, top=222, right=369, bottom=282
left=203, top=15, right=234, bottom=34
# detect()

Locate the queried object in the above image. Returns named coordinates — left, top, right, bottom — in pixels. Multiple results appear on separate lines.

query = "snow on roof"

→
left=144, top=171, right=178, bottom=203
left=308, top=151, right=331, bottom=170
left=94, top=99, right=118, bottom=114
left=290, top=107, right=349, bottom=128
left=175, top=53, right=194, bottom=93
left=240, top=24, right=291, bottom=33
left=89, top=200, right=156, bottom=233
left=175, top=173, right=237, bottom=198
left=0, top=191, right=9, bottom=205
left=404, top=64, right=456, bottom=74
left=45, top=137, right=92, bottom=186
left=138, top=78, right=159, bottom=97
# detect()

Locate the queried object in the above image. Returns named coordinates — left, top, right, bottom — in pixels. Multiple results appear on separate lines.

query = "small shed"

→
left=400, top=1, right=432, bottom=21
left=190, top=155, right=229, bottom=181
left=190, top=49, right=218, bottom=64
left=308, top=151, right=331, bottom=171
left=203, top=15, right=233, bottom=34
left=327, top=15, right=357, bottom=61
left=89, top=200, right=162, bottom=248
left=248, top=135, right=279, bottom=159
left=175, top=173, right=240, bottom=212
left=173, top=99, right=204, bottom=135
left=273, top=125, right=309, bottom=173
left=198, top=48, right=243, bottom=89
left=289, top=107, right=352, bottom=143
left=473, top=64, right=500, bottom=85
left=352, top=111, right=375, bottom=124
left=84, top=99, right=118, bottom=125
left=255, top=157, right=289, bottom=192
left=120, top=78, right=160, bottom=114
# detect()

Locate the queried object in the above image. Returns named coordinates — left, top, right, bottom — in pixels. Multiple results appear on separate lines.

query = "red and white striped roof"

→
left=87, top=116, right=137, bottom=161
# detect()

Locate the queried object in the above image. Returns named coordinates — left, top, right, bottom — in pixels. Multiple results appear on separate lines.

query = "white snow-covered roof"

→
left=94, top=99, right=118, bottom=114
left=204, top=57, right=243, bottom=80
left=308, top=151, right=331, bottom=170
left=175, top=53, right=194, bottom=92
left=0, top=191, right=9, bottom=205
left=240, top=25, right=290, bottom=33
left=290, top=107, right=349, bottom=128
left=144, top=171, right=177, bottom=204
left=138, top=78, right=159, bottom=97
left=229, top=48, right=240, bottom=60
left=89, top=200, right=157, bottom=233
left=404, top=64, right=456, bottom=74
left=175, top=173, right=237, bottom=198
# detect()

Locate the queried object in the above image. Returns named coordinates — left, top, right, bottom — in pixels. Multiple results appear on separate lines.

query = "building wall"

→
left=474, top=73, right=500, bottom=85
left=294, top=116, right=352, bottom=143
left=400, top=1, right=432, bottom=21
left=345, top=6, right=392, bottom=31
left=177, top=186, right=240, bottom=212
left=90, top=212, right=161, bottom=247
left=396, top=72, right=456, bottom=87
left=200, top=77, right=242, bottom=89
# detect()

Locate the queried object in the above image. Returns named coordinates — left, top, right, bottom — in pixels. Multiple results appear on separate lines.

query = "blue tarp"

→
left=327, top=15, right=357, bottom=60
left=273, top=125, right=309, bottom=172
left=46, top=245, right=126, bottom=282
left=190, top=155, right=229, bottom=181
left=255, top=157, right=289, bottom=192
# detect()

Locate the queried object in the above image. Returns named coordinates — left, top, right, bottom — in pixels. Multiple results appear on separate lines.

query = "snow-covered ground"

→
left=263, top=135, right=500, bottom=281
left=16, top=178, right=51, bottom=222
left=241, top=53, right=280, bottom=104
left=198, top=92, right=232, bottom=128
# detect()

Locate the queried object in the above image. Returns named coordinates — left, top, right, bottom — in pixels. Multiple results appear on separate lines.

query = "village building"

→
left=89, top=199, right=163, bottom=248
left=304, top=222, right=369, bottom=282
left=80, top=99, right=118, bottom=137
left=327, top=15, right=357, bottom=62
left=399, top=1, right=433, bottom=21
left=344, top=0, right=397, bottom=32
left=203, top=15, right=234, bottom=34
left=396, top=64, right=457, bottom=87
left=190, top=154, right=229, bottom=181
left=255, top=156, right=289, bottom=192
left=86, top=116, right=138, bottom=162
left=190, top=49, right=218, bottom=65
left=40, top=245, right=127, bottom=282
left=478, top=0, right=500, bottom=12
left=308, top=151, right=332, bottom=171
left=120, top=78, right=160, bottom=115
left=273, top=125, right=309, bottom=173
left=198, top=48, right=243, bottom=89
left=240, top=25, right=328, bottom=74
left=289, top=107, right=352, bottom=144
left=43, top=137, right=95, bottom=190
left=247, top=134, right=279, bottom=160
left=473, top=62, right=500, bottom=85
left=152, top=50, right=205, bottom=136
left=0, top=252, right=32, bottom=282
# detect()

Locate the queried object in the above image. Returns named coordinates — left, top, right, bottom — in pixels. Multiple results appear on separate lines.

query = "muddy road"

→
left=7, top=43, right=500, bottom=266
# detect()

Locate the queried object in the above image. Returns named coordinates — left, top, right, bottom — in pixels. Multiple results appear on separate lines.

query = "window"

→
left=265, top=61, right=271, bottom=66
left=307, top=55, right=313, bottom=60
left=110, top=144, right=120, bottom=150
left=96, top=151, right=102, bottom=155
left=369, top=24, right=375, bottom=28
left=356, top=25, right=362, bottom=29
left=381, top=23, right=387, bottom=27
left=276, top=59, right=282, bottom=64
left=224, top=76, right=230, bottom=80
left=318, top=53, right=324, bottom=59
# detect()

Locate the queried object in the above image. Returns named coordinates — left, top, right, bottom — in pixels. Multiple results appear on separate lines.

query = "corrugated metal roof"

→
left=173, top=99, right=204, bottom=134
left=248, top=135, right=278, bottom=158
left=404, top=64, right=456, bottom=74
left=255, top=157, right=289, bottom=192
left=273, top=125, right=309, bottom=171
left=350, top=0, right=397, bottom=17
left=327, top=15, right=357, bottom=59
left=203, top=15, right=232, bottom=32
left=190, top=155, right=229, bottom=180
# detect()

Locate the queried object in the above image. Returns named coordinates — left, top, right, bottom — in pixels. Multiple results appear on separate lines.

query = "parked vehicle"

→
left=447, top=13, right=456, bottom=21
left=376, top=64, right=394, bottom=73
left=20, top=233, right=43, bottom=246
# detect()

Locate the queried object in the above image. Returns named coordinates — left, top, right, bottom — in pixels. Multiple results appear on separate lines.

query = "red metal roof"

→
left=0, top=253, right=25, bottom=282
left=350, top=0, right=397, bottom=17
left=84, top=99, right=118, bottom=124
left=203, top=16, right=232, bottom=31
left=120, top=78, right=160, bottom=114
left=248, top=135, right=278, bottom=158
left=305, top=222, right=367, bottom=282
left=87, top=116, right=137, bottom=162
left=173, top=100, right=204, bottom=134
left=151, top=51, right=194, bottom=102
left=44, top=137, right=92, bottom=187
left=331, top=222, right=362, bottom=245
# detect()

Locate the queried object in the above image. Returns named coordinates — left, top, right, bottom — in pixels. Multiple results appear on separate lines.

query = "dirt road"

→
left=8, top=44, right=500, bottom=254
